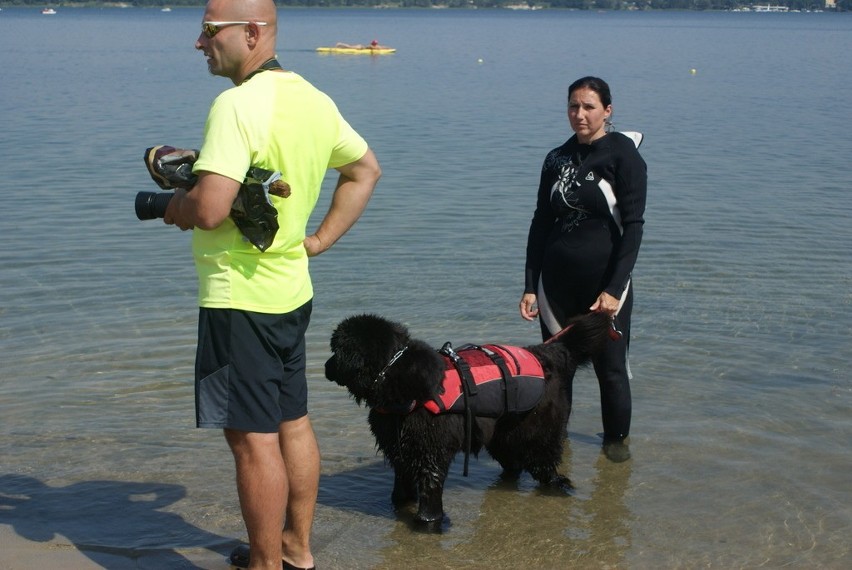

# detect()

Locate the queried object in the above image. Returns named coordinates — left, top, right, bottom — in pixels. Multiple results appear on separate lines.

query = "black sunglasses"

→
left=201, top=21, right=268, bottom=39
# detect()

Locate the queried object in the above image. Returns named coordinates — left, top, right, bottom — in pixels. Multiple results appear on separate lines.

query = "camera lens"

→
left=135, top=191, right=174, bottom=220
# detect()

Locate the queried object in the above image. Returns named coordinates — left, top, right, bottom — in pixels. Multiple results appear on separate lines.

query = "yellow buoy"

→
left=690, top=68, right=697, bottom=75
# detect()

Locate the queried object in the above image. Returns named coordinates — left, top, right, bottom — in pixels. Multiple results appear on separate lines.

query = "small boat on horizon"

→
left=317, top=41, right=396, bottom=55
left=42, top=8, right=57, bottom=15
left=316, top=46, right=396, bottom=55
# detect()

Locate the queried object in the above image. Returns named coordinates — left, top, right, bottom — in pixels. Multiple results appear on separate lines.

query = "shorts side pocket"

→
left=196, top=364, right=230, bottom=428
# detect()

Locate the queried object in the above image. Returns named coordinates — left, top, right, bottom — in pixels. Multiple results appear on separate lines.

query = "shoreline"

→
left=1, top=4, right=843, bottom=13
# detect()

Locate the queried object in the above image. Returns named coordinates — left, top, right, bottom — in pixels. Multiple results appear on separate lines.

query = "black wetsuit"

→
left=524, top=131, right=647, bottom=442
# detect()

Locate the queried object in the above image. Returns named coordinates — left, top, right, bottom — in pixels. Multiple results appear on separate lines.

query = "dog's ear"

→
left=552, top=312, right=611, bottom=364
left=329, top=314, right=420, bottom=407
left=381, top=340, right=445, bottom=404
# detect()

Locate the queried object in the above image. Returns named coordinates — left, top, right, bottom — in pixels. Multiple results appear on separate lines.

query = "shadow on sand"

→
left=0, top=474, right=235, bottom=569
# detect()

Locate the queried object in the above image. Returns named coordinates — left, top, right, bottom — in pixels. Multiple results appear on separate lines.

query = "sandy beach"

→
left=0, top=526, right=231, bottom=570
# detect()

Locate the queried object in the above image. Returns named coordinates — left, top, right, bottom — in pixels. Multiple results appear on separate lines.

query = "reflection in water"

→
left=0, top=474, right=234, bottom=567
left=369, top=439, right=633, bottom=569
left=578, top=450, right=633, bottom=567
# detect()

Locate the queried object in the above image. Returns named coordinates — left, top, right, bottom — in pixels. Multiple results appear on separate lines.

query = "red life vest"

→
left=424, top=344, right=545, bottom=417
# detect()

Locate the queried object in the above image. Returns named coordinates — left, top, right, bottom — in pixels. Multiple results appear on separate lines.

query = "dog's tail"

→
left=547, top=312, right=612, bottom=363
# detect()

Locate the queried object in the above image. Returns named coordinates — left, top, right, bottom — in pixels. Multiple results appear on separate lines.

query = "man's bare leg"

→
left=279, top=415, right=319, bottom=569
left=225, top=429, right=287, bottom=570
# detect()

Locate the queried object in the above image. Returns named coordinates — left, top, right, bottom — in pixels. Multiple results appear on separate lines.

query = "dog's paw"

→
left=498, top=467, right=523, bottom=482
left=538, top=474, right=575, bottom=495
left=413, top=512, right=449, bottom=534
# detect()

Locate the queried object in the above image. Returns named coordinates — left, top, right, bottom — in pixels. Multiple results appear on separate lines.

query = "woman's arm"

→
left=603, top=137, right=647, bottom=300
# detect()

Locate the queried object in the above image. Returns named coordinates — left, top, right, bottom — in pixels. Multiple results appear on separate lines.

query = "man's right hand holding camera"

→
left=163, top=188, right=193, bottom=231
left=164, top=172, right=242, bottom=232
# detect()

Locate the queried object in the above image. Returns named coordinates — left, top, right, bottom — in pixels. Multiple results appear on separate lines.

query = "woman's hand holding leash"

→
left=590, top=291, right=624, bottom=340
left=589, top=291, right=619, bottom=317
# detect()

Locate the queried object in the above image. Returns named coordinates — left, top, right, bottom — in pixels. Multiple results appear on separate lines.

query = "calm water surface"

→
left=1, top=7, right=850, bottom=569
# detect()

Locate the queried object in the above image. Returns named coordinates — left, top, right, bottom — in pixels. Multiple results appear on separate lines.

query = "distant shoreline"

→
left=0, top=2, right=844, bottom=13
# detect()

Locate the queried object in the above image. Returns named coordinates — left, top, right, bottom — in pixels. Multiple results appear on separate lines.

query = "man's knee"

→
left=278, top=414, right=314, bottom=439
left=225, top=429, right=281, bottom=458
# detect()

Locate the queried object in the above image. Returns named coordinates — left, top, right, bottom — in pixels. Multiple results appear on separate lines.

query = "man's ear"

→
left=245, top=22, right=263, bottom=47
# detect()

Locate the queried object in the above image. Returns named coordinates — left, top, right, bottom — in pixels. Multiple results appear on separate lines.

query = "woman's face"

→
left=568, top=87, right=612, bottom=144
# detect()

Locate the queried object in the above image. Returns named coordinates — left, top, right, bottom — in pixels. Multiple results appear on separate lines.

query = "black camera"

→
left=135, top=191, right=174, bottom=220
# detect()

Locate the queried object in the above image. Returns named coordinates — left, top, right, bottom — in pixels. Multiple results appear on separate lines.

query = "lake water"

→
left=1, top=6, right=850, bottom=569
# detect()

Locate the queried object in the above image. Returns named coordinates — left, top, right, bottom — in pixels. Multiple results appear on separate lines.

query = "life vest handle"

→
left=439, top=342, right=476, bottom=476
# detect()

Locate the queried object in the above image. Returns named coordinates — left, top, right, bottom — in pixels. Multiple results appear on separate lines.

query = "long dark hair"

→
left=568, top=76, right=612, bottom=108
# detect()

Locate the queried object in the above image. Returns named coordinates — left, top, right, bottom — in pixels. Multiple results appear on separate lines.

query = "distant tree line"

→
left=6, top=0, right=847, bottom=12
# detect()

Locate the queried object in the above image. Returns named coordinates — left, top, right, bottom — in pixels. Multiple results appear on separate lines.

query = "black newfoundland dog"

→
left=324, top=312, right=611, bottom=529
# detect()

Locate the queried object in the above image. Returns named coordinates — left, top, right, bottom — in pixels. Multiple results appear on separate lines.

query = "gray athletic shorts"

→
left=194, top=301, right=312, bottom=433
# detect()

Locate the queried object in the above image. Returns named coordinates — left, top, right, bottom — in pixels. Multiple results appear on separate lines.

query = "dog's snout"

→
left=324, top=355, right=337, bottom=381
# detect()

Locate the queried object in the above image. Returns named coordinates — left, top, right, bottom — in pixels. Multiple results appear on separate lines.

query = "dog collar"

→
left=375, top=345, right=408, bottom=384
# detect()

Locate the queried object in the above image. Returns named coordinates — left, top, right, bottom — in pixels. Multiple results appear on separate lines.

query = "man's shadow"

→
left=0, top=474, right=235, bottom=569
left=317, top=460, right=397, bottom=519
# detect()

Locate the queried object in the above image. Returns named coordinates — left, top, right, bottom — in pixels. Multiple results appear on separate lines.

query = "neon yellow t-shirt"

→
left=191, top=71, right=368, bottom=313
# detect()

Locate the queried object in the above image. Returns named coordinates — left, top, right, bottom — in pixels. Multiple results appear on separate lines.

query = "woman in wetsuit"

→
left=520, top=77, right=647, bottom=458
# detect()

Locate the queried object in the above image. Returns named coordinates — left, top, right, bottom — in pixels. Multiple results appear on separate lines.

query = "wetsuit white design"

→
left=524, top=131, right=646, bottom=441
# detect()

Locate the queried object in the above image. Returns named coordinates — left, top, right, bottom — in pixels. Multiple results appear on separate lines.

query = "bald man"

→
left=164, top=1, right=381, bottom=568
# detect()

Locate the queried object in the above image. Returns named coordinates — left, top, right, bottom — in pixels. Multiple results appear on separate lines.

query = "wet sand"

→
left=0, top=526, right=230, bottom=570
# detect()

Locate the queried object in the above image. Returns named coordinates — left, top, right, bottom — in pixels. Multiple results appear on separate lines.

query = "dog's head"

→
left=325, top=314, right=444, bottom=409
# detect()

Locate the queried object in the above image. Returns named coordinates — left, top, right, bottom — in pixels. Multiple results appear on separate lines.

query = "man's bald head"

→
left=204, top=0, right=277, bottom=40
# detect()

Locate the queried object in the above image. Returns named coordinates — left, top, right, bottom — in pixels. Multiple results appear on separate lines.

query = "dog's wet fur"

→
left=325, top=312, right=611, bottom=530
